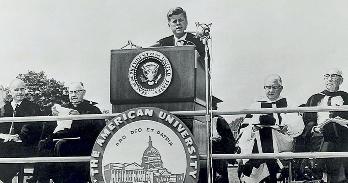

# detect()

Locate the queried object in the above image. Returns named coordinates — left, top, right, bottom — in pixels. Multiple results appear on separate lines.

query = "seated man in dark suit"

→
left=153, top=7, right=206, bottom=58
left=36, top=82, right=105, bottom=183
left=0, top=79, right=43, bottom=183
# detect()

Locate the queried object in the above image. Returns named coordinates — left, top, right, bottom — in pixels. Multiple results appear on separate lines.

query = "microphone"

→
left=194, top=22, right=212, bottom=39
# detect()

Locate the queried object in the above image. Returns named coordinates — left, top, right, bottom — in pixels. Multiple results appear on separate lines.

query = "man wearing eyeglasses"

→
left=35, top=82, right=105, bottom=183
left=238, top=74, right=304, bottom=183
left=301, top=68, right=348, bottom=182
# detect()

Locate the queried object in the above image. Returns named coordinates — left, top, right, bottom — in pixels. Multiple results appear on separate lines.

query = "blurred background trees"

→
left=16, top=71, right=69, bottom=114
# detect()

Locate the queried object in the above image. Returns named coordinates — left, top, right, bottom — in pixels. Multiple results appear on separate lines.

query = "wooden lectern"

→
left=110, top=45, right=207, bottom=153
left=110, top=45, right=217, bottom=183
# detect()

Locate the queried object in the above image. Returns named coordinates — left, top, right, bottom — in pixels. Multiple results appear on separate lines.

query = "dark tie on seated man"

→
left=152, top=7, right=206, bottom=59
left=35, top=82, right=106, bottom=183
left=301, top=68, right=348, bottom=182
left=0, top=79, right=43, bottom=183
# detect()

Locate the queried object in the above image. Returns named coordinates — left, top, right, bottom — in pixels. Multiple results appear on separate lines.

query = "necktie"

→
left=176, top=40, right=185, bottom=46
left=13, top=104, right=19, bottom=116
left=9, top=104, right=20, bottom=134
left=328, top=96, right=333, bottom=118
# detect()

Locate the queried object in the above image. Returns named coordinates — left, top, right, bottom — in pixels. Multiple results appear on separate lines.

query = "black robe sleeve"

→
left=301, top=94, right=321, bottom=139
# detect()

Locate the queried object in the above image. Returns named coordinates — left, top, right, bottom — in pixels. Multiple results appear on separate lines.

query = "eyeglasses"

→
left=324, top=74, right=342, bottom=79
left=68, top=90, right=84, bottom=94
left=264, top=85, right=282, bottom=90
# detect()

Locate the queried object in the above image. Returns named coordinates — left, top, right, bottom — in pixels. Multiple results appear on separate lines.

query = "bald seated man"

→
left=238, top=74, right=304, bottom=183
left=0, top=79, right=43, bottom=183
left=36, top=82, right=106, bottom=183
left=301, top=68, right=348, bottom=182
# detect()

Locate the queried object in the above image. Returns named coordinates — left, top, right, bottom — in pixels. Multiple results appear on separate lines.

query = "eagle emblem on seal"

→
left=128, top=50, right=172, bottom=97
left=140, top=62, right=162, bottom=86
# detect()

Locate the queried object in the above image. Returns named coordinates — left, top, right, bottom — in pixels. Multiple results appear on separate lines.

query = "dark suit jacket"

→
left=302, top=90, right=348, bottom=138
left=42, top=100, right=106, bottom=151
left=2, top=99, right=43, bottom=145
left=157, top=32, right=206, bottom=58
left=299, top=90, right=348, bottom=152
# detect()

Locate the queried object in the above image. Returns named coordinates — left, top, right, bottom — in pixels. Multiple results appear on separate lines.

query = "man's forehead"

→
left=9, top=79, right=25, bottom=89
left=325, top=68, right=342, bottom=75
left=264, top=80, right=281, bottom=86
left=264, top=75, right=282, bottom=86
left=67, top=82, right=84, bottom=91
left=169, top=13, right=185, bottom=20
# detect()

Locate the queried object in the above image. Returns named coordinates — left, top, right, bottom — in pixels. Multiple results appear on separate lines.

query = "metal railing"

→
left=2, top=105, right=348, bottom=123
left=1, top=105, right=348, bottom=183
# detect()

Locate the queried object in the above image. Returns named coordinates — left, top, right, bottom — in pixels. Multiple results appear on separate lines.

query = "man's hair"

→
left=264, top=74, right=283, bottom=86
left=67, top=82, right=85, bottom=91
left=167, top=7, right=187, bottom=21
left=9, top=78, right=26, bottom=89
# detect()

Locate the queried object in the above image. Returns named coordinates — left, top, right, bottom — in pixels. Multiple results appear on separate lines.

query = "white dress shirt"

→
left=174, top=33, right=187, bottom=46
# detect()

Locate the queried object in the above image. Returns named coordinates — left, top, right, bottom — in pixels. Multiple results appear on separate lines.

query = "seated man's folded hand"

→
left=69, top=109, right=79, bottom=115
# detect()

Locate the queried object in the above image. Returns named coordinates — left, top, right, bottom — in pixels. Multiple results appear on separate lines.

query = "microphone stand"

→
left=196, top=22, right=213, bottom=183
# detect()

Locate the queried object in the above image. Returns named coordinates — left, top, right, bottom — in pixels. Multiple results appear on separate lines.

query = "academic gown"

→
left=238, top=96, right=304, bottom=183
left=301, top=90, right=348, bottom=182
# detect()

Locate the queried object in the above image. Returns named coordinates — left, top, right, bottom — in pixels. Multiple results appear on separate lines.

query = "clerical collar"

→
left=174, top=33, right=187, bottom=46
left=257, top=95, right=284, bottom=103
left=257, top=96, right=287, bottom=108
left=320, top=90, right=342, bottom=97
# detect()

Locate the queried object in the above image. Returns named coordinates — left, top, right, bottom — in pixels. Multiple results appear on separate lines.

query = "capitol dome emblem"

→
left=90, top=107, right=199, bottom=183
left=128, top=50, right=173, bottom=97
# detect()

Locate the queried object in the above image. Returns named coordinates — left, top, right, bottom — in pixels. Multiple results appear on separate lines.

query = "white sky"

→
left=1, top=0, right=348, bottom=121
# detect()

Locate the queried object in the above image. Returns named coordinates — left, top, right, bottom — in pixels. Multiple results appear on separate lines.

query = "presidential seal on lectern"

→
left=90, top=107, right=199, bottom=183
left=128, top=50, right=173, bottom=97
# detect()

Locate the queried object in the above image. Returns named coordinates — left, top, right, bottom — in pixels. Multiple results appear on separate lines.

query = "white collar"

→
left=11, top=100, right=22, bottom=110
left=257, top=95, right=285, bottom=103
left=174, top=33, right=188, bottom=45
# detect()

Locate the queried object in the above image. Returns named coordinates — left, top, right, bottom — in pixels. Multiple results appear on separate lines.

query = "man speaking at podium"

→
left=153, top=7, right=206, bottom=58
